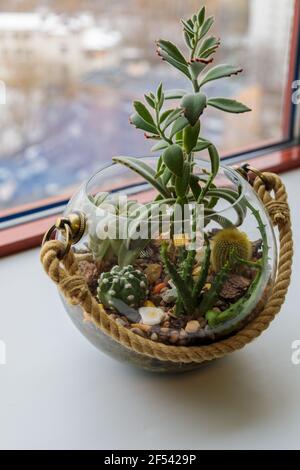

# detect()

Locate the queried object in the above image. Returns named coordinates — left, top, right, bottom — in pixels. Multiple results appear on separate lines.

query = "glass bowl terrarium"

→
left=61, top=158, right=277, bottom=367
left=41, top=6, right=289, bottom=373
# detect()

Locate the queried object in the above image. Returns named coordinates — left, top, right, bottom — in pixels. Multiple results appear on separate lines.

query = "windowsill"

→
left=1, top=143, right=300, bottom=258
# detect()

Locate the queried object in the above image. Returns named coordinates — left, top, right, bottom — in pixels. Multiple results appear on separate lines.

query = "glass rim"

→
left=82, top=156, right=248, bottom=218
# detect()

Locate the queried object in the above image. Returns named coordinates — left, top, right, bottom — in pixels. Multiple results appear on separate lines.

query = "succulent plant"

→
left=92, top=6, right=268, bottom=323
left=110, top=6, right=252, bottom=314
left=97, top=265, right=148, bottom=310
left=211, top=228, right=252, bottom=272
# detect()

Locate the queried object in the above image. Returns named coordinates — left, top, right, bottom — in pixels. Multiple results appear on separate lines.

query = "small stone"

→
left=144, top=263, right=162, bottom=284
left=185, top=320, right=200, bottom=334
left=198, top=317, right=207, bottom=328
left=162, top=321, right=170, bottom=328
left=131, top=327, right=146, bottom=338
left=160, top=327, right=170, bottom=334
left=179, top=328, right=188, bottom=339
left=161, top=287, right=177, bottom=304
left=132, top=323, right=151, bottom=332
left=115, top=317, right=126, bottom=326
left=150, top=332, right=158, bottom=341
left=139, top=306, right=165, bottom=326
left=78, top=260, right=98, bottom=292
left=169, top=330, right=179, bottom=344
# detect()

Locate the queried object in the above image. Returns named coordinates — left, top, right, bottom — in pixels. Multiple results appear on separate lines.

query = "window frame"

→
left=1, top=1, right=300, bottom=257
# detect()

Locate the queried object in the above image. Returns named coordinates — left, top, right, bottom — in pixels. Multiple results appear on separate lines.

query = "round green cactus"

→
left=97, top=265, right=148, bottom=310
left=211, top=228, right=252, bottom=272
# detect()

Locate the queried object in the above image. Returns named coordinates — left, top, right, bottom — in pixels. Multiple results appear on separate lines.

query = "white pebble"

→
left=127, top=295, right=134, bottom=301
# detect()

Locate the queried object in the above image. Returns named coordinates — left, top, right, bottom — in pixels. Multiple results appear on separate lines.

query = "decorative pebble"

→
left=179, top=328, right=188, bottom=339
left=150, top=332, right=159, bottom=341
left=139, top=306, right=165, bottom=326
left=161, top=287, right=177, bottom=304
left=185, top=320, right=201, bottom=334
left=131, top=327, right=146, bottom=338
left=145, top=263, right=162, bottom=283
left=144, top=300, right=155, bottom=308
left=131, top=323, right=151, bottom=332
left=160, top=327, right=170, bottom=335
left=169, top=330, right=179, bottom=344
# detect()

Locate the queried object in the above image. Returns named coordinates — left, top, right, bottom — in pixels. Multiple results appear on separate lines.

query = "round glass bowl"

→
left=61, top=158, right=277, bottom=372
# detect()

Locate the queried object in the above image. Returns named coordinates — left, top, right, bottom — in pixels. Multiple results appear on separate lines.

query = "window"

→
left=0, top=0, right=299, bottom=252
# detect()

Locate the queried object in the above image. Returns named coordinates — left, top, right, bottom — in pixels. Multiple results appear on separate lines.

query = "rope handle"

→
left=40, top=171, right=293, bottom=364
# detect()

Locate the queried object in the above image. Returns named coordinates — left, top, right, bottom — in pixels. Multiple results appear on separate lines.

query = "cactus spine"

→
left=97, top=265, right=148, bottom=310
left=211, top=228, right=252, bottom=272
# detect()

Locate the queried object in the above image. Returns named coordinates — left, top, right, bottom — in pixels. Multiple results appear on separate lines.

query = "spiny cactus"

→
left=211, top=228, right=252, bottom=272
left=97, top=265, right=148, bottom=310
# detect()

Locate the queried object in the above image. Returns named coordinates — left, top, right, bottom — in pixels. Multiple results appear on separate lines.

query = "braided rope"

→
left=40, top=172, right=293, bottom=364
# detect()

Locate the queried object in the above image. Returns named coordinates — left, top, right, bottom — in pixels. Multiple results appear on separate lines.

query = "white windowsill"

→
left=0, top=169, right=299, bottom=450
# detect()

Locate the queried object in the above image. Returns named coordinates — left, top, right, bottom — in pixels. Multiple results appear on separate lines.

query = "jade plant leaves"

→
left=157, top=39, right=191, bottom=79
left=169, top=116, right=190, bottom=139
left=199, top=16, right=214, bottom=40
left=183, top=121, right=200, bottom=154
left=197, top=36, right=220, bottom=58
left=180, top=92, right=207, bottom=126
left=162, top=144, right=184, bottom=176
left=130, top=112, right=158, bottom=135
left=151, top=140, right=169, bottom=153
left=157, top=39, right=187, bottom=66
left=207, top=98, right=251, bottom=113
left=133, top=101, right=155, bottom=125
left=199, top=64, right=243, bottom=87
left=164, top=89, right=187, bottom=100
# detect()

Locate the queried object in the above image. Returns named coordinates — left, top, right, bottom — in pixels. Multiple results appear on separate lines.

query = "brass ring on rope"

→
left=42, top=221, right=72, bottom=259
left=236, top=164, right=272, bottom=190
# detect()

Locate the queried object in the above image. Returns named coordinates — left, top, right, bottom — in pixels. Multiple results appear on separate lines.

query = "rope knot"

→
left=265, top=200, right=290, bottom=225
left=60, top=275, right=89, bottom=304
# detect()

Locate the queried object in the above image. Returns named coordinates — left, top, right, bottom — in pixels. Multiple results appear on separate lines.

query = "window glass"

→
left=0, top=0, right=295, bottom=210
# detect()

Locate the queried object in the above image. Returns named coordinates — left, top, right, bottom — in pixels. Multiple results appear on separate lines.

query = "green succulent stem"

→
left=192, top=237, right=211, bottom=301
left=161, top=242, right=194, bottom=313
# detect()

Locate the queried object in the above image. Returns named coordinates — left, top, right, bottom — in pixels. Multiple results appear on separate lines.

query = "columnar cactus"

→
left=97, top=265, right=148, bottom=310
left=211, top=228, right=252, bottom=272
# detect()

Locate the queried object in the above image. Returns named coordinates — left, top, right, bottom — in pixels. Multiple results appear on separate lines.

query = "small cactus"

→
left=97, top=265, right=148, bottom=310
left=211, top=228, right=252, bottom=272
